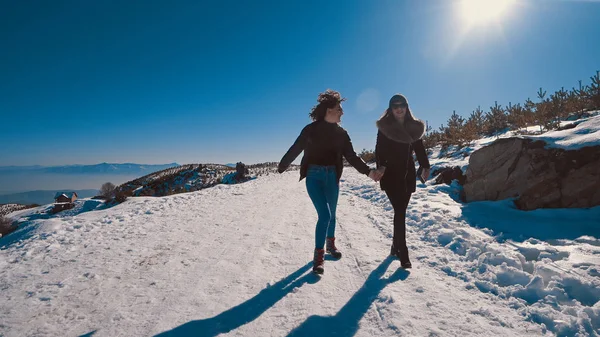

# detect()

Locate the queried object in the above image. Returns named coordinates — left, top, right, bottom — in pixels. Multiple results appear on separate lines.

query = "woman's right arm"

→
left=412, top=139, right=430, bottom=169
left=412, top=138, right=431, bottom=181
left=277, top=125, right=310, bottom=173
left=375, top=131, right=388, bottom=169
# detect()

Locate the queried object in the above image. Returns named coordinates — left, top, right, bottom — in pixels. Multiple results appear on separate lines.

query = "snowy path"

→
left=1, top=170, right=598, bottom=336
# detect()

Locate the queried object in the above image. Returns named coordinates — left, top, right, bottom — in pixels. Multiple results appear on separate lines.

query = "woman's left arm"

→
left=412, top=139, right=431, bottom=180
left=343, top=132, right=372, bottom=176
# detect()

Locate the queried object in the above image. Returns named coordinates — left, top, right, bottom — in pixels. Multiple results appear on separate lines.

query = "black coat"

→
left=375, top=130, right=430, bottom=193
left=278, top=121, right=371, bottom=182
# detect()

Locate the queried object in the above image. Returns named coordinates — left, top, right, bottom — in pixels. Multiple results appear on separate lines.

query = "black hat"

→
left=389, top=94, right=408, bottom=108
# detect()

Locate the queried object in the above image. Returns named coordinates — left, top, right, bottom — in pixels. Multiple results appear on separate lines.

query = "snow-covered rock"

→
left=464, top=114, right=600, bottom=210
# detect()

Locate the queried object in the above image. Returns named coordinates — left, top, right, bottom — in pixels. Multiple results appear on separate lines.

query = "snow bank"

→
left=526, top=114, right=600, bottom=150
left=342, top=172, right=600, bottom=336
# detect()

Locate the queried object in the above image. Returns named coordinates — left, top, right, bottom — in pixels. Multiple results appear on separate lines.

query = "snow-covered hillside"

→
left=1, top=204, right=32, bottom=217
left=527, top=113, right=600, bottom=150
left=426, top=112, right=600, bottom=176
left=1, top=167, right=599, bottom=336
left=117, top=163, right=290, bottom=197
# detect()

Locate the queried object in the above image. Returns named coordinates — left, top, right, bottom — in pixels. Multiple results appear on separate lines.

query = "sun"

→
left=459, top=0, right=516, bottom=26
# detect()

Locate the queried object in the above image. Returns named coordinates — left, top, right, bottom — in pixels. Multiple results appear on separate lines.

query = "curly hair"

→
left=309, top=89, right=346, bottom=121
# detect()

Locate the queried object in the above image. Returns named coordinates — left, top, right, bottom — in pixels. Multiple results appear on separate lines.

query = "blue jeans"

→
left=305, top=165, right=340, bottom=249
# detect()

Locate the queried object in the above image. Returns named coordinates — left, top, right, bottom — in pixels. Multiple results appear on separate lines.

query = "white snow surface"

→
left=525, top=114, right=600, bottom=150
left=1, top=169, right=599, bottom=336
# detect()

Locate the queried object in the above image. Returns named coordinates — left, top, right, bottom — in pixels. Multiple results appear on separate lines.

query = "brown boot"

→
left=313, top=248, right=325, bottom=274
left=326, top=237, right=342, bottom=259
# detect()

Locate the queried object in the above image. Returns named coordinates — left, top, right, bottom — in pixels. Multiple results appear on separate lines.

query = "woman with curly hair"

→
left=278, top=89, right=384, bottom=274
left=375, top=94, right=430, bottom=269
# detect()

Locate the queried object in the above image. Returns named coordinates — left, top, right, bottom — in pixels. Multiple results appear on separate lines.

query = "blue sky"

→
left=1, top=0, right=599, bottom=166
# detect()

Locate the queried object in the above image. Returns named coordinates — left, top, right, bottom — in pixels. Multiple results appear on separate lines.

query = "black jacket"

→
left=278, top=121, right=371, bottom=182
left=376, top=131, right=430, bottom=193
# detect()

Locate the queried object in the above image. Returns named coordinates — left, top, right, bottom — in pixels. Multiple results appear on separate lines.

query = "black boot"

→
left=391, top=243, right=411, bottom=268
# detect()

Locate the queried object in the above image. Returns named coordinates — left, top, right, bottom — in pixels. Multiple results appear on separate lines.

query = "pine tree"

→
left=445, top=110, right=465, bottom=146
left=425, top=121, right=432, bottom=135
left=549, top=87, right=569, bottom=121
left=540, top=87, right=566, bottom=130
left=421, top=121, right=436, bottom=149
left=485, top=101, right=508, bottom=136
left=589, top=70, right=600, bottom=110
left=469, top=106, right=486, bottom=136
left=535, top=88, right=551, bottom=132
left=438, top=124, right=451, bottom=149
left=566, top=90, right=578, bottom=118
left=567, top=80, right=588, bottom=117
left=523, top=98, right=536, bottom=130
left=463, top=116, right=478, bottom=144
left=506, top=102, right=526, bottom=131
left=422, top=130, right=443, bottom=149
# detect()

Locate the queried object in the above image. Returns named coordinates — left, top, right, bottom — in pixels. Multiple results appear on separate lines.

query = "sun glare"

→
left=459, top=0, right=516, bottom=26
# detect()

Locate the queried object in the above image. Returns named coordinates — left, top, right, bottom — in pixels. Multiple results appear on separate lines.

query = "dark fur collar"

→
left=376, top=114, right=425, bottom=144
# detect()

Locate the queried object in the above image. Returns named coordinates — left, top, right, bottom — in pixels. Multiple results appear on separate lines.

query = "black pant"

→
left=384, top=188, right=412, bottom=263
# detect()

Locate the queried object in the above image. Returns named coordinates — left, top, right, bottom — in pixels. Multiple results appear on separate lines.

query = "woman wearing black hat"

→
left=278, top=89, right=384, bottom=274
left=375, top=94, right=430, bottom=268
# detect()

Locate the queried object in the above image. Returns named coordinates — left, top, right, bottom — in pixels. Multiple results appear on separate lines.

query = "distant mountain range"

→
left=0, top=163, right=180, bottom=175
left=0, top=163, right=181, bottom=194
left=0, top=189, right=100, bottom=206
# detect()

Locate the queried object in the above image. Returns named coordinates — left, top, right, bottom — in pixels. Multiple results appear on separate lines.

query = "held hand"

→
left=368, top=169, right=379, bottom=181
left=368, top=167, right=385, bottom=182
left=375, top=167, right=386, bottom=181
left=421, top=167, right=430, bottom=182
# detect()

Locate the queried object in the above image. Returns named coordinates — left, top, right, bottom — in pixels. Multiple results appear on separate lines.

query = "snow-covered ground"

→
left=1, top=167, right=599, bottom=336
left=527, top=114, right=600, bottom=150
left=1, top=112, right=599, bottom=336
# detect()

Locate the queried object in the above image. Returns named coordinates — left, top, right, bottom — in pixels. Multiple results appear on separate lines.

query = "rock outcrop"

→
left=432, top=166, right=466, bottom=186
left=463, top=138, right=600, bottom=210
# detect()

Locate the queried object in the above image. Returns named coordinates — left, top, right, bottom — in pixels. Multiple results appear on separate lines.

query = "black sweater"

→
left=278, top=120, right=371, bottom=182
